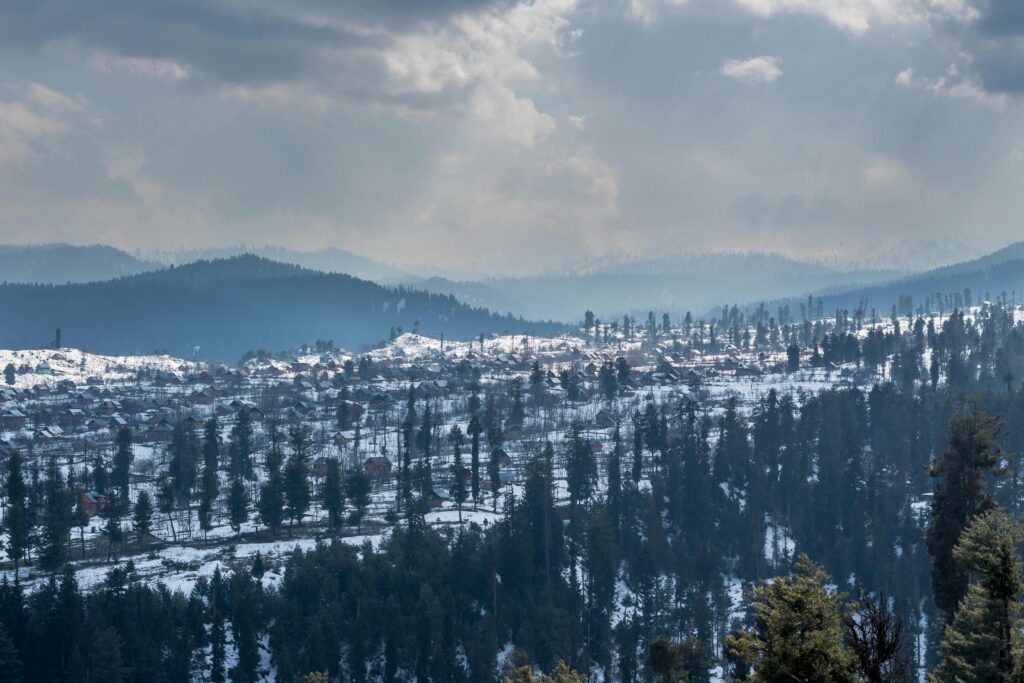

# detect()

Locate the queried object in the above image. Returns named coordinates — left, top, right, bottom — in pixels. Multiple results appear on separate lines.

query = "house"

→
left=79, top=491, right=106, bottom=517
left=593, top=410, right=616, bottom=430
left=426, top=487, right=450, bottom=508
left=363, top=456, right=393, bottom=480
left=0, top=409, right=27, bottom=431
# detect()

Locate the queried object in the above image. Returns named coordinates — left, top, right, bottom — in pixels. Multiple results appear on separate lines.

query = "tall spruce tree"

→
left=927, top=403, right=1004, bottom=616
left=931, top=508, right=1023, bottom=683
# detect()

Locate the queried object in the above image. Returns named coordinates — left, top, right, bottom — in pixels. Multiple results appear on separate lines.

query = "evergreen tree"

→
left=284, top=426, right=311, bottom=526
left=198, top=417, right=221, bottom=540
left=111, top=426, right=133, bottom=499
left=729, top=555, right=855, bottom=683
left=927, top=403, right=1004, bottom=616
left=0, top=623, right=23, bottom=683
left=931, top=508, right=1023, bottom=683
left=3, top=449, right=29, bottom=576
left=2, top=363, right=14, bottom=386
left=322, top=458, right=345, bottom=531
left=132, top=489, right=154, bottom=549
left=345, top=469, right=371, bottom=532
left=259, top=434, right=285, bottom=537
left=227, top=476, right=249, bottom=537
left=468, top=415, right=483, bottom=504
left=39, top=460, right=73, bottom=574
left=449, top=425, right=468, bottom=522
left=101, top=492, right=125, bottom=561
left=230, top=409, right=254, bottom=479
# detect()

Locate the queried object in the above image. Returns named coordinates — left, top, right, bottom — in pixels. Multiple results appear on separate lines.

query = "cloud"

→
left=732, top=0, right=976, bottom=34
left=89, top=53, right=191, bottom=81
left=720, top=56, right=783, bottom=84
left=895, top=62, right=1009, bottom=109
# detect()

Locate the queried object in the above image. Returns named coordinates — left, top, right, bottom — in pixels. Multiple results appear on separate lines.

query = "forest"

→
left=1, top=300, right=1024, bottom=682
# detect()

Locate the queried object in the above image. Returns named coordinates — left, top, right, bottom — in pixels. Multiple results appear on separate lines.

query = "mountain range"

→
left=0, top=256, right=565, bottom=361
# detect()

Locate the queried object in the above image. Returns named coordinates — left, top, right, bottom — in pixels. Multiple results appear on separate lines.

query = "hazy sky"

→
left=0, top=0, right=1022, bottom=274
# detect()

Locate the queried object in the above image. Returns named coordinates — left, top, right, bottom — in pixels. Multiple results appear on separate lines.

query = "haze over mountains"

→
left=0, top=255, right=564, bottom=361
left=3, top=241, right=1024, bottom=357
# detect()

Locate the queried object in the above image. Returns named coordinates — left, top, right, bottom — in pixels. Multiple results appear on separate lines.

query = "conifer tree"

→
left=132, top=489, right=153, bottom=549
left=468, top=414, right=483, bottom=504
left=230, top=409, right=254, bottom=479
left=345, top=469, right=371, bottom=532
left=3, top=450, right=29, bottom=577
left=259, top=434, right=285, bottom=537
left=111, top=426, right=133, bottom=499
left=2, top=363, right=14, bottom=387
left=729, top=554, right=855, bottom=683
left=39, top=460, right=73, bottom=574
left=931, top=508, right=1023, bottom=683
left=449, top=425, right=468, bottom=522
left=227, top=475, right=249, bottom=537
left=284, top=426, right=311, bottom=526
left=927, top=403, right=1004, bottom=616
left=322, top=458, right=345, bottom=531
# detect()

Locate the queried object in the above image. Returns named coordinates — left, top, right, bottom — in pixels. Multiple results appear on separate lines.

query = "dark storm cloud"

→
left=0, top=0, right=511, bottom=76
left=955, top=0, right=1024, bottom=95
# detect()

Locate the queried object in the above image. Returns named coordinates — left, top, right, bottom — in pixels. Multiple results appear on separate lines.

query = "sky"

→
left=0, top=0, right=1022, bottom=275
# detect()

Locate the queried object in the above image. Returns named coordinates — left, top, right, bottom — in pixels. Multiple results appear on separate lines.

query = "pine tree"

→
left=449, top=425, right=467, bottom=522
left=3, top=363, right=14, bottom=387
left=468, top=414, right=482, bottom=504
left=728, top=554, right=855, bottom=683
left=3, top=449, right=29, bottom=577
left=259, top=436, right=285, bottom=537
left=227, top=476, right=249, bottom=537
left=131, top=489, right=153, bottom=549
left=198, top=418, right=220, bottom=541
left=284, top=426, right=311, bottom=526
left=230, top=409, right=254, bottom=479
left=345, top=469, right=371, bottom=532
left=931, top=508, right=1023, bottom=683
left=488, top=446, right=503, bottom=512
left=111, top=427, right=133, bottom=499
left=90, top=626, right=131, bottom=683
left=229, top=570, right=261, bottom=683
left=209, top=568, right=227, bottom=683
left=927, top=403, right=1004, bottom=616
left=607, top=420, right=623, bottom=540
left=322, top=458, right=345, bottom=531
left=39, top=460, right=73, bottom=574
left=0, top=623, right=23, bottom=683
left=101, top=492, right=125, bottom=561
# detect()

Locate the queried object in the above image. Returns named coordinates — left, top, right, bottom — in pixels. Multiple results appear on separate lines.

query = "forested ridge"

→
left=0, top=255, right=567, bottom=361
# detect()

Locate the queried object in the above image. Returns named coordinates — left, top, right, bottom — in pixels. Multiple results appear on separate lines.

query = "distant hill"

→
left=147, top=245, right=408, bottom=283
left=761, top=242, right=1024, bottom=316
left=0, top=255, right=567, bottom=361
left=0, top=244, right=155, bottom=284
left=410, top=253, right=903, bottom=322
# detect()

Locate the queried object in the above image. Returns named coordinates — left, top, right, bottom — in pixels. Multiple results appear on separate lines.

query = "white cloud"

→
left=733, top=0, right=977, bottom=34
left=89, top=53, right=191, bottom=81
left=720, top=56, right=783, bottom=84
left=378, top=0, right=578, bottom=146
left=895, top=63, right=1008, bottom=110
left=629, top=0, right=977, bottom=33
left=567, top=114, right=585, bottom=130
left=0, top=83, right=91, bottom=164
